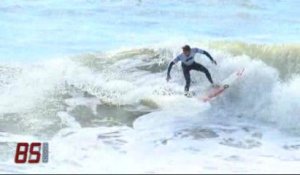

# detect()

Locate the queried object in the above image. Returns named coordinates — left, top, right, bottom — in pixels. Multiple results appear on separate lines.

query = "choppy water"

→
left=0, top=0, right=300, bottom=173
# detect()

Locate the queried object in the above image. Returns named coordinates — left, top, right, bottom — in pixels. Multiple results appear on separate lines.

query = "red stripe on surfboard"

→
left=202, top=87, right=226, bottom=102
left=202, top=68, right=245, bottom=102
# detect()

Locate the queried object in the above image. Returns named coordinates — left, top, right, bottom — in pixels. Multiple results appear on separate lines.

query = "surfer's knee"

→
left=202, top=67, right=211, bottom=76
left=201, top=66, right=209, bottom=73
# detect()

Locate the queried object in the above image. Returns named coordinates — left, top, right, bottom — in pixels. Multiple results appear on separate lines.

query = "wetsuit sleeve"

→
left=202, top=50, right=214, bottom=62
left=172, top=55, right=180, bottom=63
left=193, top=48, right=214, bottom=61
left=193, top=48, right=205, bottom=54
left=167, top=55, right=180, bottom=76
left=167, top=61, right=175, bottom=76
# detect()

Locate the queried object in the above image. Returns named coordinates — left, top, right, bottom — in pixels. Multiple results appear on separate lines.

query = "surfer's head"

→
left=182, top=45, right=191, bottom=56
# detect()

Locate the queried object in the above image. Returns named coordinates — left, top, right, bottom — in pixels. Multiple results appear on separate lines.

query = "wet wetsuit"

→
left=167, top=48, right=215, bottom=92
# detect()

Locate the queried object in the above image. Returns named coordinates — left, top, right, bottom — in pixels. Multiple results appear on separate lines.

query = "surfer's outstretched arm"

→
left=166, top=61, right=175, bottom=81
left=167, top=62, right=175, bottom=76
left=203, top=50, right=217, bottom=65
left=166, top=56, right=180, bottom=81
left=194, top=48, right=217, bottom=65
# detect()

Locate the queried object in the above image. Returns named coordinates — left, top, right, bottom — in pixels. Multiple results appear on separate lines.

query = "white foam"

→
left=0, top=46, right=300, bottom=173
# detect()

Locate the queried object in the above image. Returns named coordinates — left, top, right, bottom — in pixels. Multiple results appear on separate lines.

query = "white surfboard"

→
left=200, top=68, right=245, bottom=102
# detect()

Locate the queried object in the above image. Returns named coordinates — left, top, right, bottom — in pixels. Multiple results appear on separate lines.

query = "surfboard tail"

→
left=200, top=68, right=245, bottom=102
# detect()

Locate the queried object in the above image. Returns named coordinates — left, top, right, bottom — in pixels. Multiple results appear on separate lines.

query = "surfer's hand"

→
left=166, top=75, right=171, bottom=82
left=212, top=60, right=217, bottom=65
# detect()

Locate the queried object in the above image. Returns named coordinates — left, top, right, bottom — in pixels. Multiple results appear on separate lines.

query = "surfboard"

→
left=200, top=68, right=245, bottom=102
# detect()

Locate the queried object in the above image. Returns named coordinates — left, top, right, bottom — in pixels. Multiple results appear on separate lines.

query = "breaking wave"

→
left=0, top=41, right=300, bottom=137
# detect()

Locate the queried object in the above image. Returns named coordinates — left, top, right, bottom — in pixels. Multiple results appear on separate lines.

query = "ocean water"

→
left=0, top=0, right=300, bottom=173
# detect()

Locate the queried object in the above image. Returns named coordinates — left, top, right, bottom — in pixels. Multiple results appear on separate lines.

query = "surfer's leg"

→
left=192, top=62, right=214, bottom=84
left=182, top=65, right=191, bottom=92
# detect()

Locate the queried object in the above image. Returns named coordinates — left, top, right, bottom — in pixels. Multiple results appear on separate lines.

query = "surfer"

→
left=166, top=45, right=217, bottom=95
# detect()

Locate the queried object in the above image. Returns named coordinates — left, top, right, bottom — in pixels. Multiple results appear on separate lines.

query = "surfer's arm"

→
left=194, top=48, right=217, bottom=64
left=202, top=50, right=217, bottom=65
left=166, top=57, right=179, bottom=81
left=167, top=61, right=174, bottom=78
left=167, top=61, right=174, bottom=74
left=166, top=62, right=174, bottom=81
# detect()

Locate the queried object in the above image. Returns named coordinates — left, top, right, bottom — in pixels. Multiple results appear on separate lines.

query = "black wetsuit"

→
left=167, top=48, right=215, bottom=92
left=181, top=62, right=213, bottom=92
